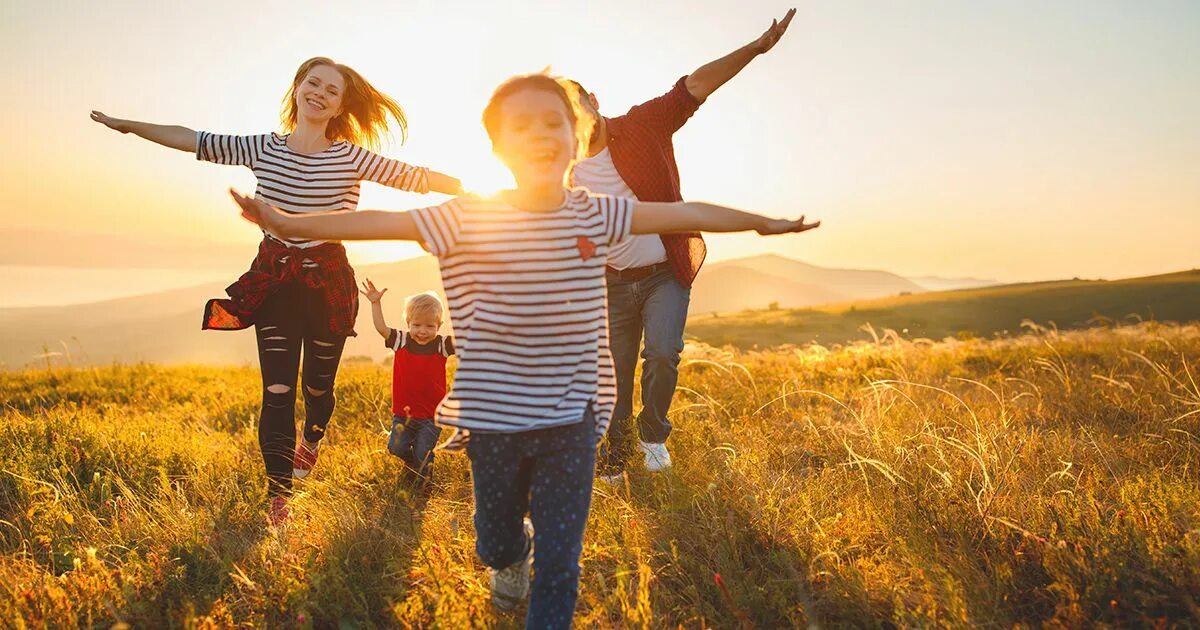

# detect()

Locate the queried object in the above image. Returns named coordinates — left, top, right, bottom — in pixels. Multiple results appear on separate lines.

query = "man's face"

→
left=577, top=92, right=601, bottom=135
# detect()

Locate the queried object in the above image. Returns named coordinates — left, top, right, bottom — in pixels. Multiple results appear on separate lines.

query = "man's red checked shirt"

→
left=600, top=76, right=708, bottom=288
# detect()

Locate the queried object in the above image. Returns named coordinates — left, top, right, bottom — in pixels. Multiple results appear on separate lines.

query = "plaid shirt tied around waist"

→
left=202, top=237, right=359, bottom=337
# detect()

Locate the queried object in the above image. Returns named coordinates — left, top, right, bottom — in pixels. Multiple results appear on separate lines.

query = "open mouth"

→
left=304, top=97, right=327, bottom=112
left=528, top=148, right=559, bottom=165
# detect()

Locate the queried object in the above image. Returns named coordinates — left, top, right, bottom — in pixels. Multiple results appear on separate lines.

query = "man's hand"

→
left=750, top=8, right=796, bottom=55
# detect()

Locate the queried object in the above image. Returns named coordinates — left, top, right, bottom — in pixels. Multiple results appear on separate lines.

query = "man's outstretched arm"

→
left=684, top=8, right=796, bottom=101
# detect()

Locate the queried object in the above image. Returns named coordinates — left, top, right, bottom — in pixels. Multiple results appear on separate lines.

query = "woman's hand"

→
left=757, top=215, right=821, bottom=235
left=90, top=110, right=129, bottom=133
left=359, top=278, right=388, bottom=303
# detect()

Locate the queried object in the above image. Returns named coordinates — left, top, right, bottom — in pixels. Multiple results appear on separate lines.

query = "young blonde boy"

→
left=360, top=280, right=455, bottom=483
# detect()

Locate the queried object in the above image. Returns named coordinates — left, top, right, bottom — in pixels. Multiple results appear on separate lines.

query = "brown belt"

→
left=605, top=262, right=671, bottom=282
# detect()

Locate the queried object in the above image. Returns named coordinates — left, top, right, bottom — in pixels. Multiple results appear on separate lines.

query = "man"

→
left=570, top=9, right=796, bottom=477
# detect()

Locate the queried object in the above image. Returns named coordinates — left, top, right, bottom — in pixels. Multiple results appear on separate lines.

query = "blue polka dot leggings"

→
left=466, top=408, right=597, bottom=629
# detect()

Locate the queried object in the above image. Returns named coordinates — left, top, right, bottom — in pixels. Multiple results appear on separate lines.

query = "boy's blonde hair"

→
left=405, top=291, right=445, bottom=323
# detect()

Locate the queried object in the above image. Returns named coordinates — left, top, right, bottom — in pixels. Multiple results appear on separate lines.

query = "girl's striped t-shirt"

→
left=196, top=131, right=430, bottom=248
left=411, top=187, right=635, bottom=439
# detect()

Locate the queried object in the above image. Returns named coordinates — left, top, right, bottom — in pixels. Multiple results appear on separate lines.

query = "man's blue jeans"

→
left=601, top=266, right=690, bottom=473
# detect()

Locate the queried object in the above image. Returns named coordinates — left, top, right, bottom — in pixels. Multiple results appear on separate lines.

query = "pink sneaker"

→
left=292, top=440, right=320, bottom=479
left=268, top=496, right=290, bottom=527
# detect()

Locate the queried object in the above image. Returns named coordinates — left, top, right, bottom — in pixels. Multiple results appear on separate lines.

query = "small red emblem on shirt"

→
left=576, top=236, right=596, bottom=260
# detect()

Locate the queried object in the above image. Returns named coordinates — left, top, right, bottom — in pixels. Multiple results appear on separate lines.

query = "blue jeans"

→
left=601, top=266, right=690, bottom=472
left=467, top=409, right=597, bottom=630
left=388, top=416, right=441, bottom=481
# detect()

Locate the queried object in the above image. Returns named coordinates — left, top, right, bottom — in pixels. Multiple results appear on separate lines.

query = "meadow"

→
left=2, top=322, right=1199, bottom=627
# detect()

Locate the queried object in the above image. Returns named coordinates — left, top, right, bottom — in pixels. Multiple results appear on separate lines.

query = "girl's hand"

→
left=359, top=278, right=388, bottom=303
left=90, top=110, right=129, bottom=133
left=757, top=215, right=821, bottom=235
left=230, top=189, right=285, bottom=232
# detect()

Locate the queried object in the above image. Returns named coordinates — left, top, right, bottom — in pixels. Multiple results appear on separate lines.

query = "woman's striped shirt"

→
left=411, top=187, right=635, bottom=440
left=196, top=131, right=430, bottom=248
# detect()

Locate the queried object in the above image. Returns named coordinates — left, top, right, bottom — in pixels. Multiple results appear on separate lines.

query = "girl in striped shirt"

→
left=92, top=57, right=461, bottom=526
left=230, top=73, right=818, bottom=627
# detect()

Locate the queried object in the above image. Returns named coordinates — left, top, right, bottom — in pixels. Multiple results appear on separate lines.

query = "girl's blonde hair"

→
left=281, top=56, right=408, bottom=151
left=405, top=291, right=445, bottom=323
left=481, top=72, right=594, bottom=163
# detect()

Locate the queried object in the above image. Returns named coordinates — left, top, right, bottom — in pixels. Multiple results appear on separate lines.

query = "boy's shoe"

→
left=639, top=441, right=672, bottom=472
left=268, top=496, right=290, bottom=527
left=292, top=439, right=320, bottom=479
left=489, top=518, right=534, bottom=611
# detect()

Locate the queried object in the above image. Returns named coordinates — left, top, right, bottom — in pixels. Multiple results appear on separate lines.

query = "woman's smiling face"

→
left=295, top=64, right=346, bottom=124
left=491, top=87, right=577, bottom=189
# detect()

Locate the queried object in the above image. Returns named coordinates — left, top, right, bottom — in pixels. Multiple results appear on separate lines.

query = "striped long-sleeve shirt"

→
left=196, top=131, right=431, bottom=247
left=411, top=187, right=635, bottom=441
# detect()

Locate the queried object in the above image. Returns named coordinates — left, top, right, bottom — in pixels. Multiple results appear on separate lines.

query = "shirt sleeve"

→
left=593, top=195, right=635, bottom=246
left=410, top=199, right=464, bottom=257
left=621, top=76, right=704, bottom=137
left=385, top=328, right=403, bottom=351
left=353, top=146, right=431, bottom=193
left=195, top=131, right=266, bottom=167
left=442, top=336, right=456, bottom=357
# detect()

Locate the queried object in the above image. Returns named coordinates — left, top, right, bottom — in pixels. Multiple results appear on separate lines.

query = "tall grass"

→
left=2, top=323, right=1198, bottom=627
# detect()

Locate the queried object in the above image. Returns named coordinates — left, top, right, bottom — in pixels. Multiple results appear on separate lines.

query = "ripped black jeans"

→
left=254, top=281, right=347, bottom=497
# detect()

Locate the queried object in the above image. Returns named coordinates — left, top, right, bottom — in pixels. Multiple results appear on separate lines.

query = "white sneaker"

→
left=489, top=518, right=534, bottom=610
left=639, top=441, right=672, bottom=472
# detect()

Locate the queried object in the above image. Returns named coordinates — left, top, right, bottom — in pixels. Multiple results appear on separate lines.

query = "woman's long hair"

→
left=281, top=56, right=407, bottom=151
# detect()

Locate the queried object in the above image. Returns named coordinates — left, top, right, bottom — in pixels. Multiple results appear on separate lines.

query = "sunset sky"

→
left=1, top=0, right=1197, bottom=306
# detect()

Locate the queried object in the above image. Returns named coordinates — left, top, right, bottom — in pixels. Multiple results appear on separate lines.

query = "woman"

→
left=229, top=72, right=818, bottom=627
left=92, top=57, right=462, bottom=526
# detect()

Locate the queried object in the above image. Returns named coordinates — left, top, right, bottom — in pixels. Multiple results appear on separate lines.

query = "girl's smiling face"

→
left=295, top=64, right=346, bottom=124
left=491, top=88, right=577, bottom=190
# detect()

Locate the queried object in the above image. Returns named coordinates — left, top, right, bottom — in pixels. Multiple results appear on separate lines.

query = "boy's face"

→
left=407, top=312, right=441, bottom=344
left=493, top=88, right=576, bottom=189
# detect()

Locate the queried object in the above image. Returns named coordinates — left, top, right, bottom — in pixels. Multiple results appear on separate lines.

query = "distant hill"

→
left=0, top=256, right=447, bottom=369
left=685, top=269, right=1200, bottom=349
left=7, top=255, right=1188, bottom=367
left=694, top=254, right=925, bottom=313
left=0, top=253, right=932, bottom=368
left=908, top=275, right=1001, bottom=292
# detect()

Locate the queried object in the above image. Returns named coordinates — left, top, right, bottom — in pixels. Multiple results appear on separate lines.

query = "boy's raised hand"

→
left=757, top=215, right=821, bottom=235
left=359, top=278, right=388, bottom=303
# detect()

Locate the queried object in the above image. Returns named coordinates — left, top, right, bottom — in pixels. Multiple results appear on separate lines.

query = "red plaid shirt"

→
left=202, top=237, right=359, bottom=337
left=603, top=76, right=707, bottom=288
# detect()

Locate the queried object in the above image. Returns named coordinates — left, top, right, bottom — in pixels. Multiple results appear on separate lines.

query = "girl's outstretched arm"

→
left=90, top=111, right=197, bottom=152
left=631, top=201, right=820, bottom=236
left=231, top=190, right=422, bottom=241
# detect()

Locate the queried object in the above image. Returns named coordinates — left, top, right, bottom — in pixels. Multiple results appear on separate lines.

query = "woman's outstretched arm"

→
left=631, top=200, right=820, bottom=236
left=231, top=190, right=422, bottom=242
left=428, top=171, right=465, bottom=195
left=90, top=111, right=197, bottom=152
